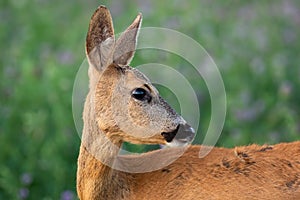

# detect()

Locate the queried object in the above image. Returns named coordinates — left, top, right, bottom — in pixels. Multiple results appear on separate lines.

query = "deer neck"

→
left=77, top=91, right=131, bottom=199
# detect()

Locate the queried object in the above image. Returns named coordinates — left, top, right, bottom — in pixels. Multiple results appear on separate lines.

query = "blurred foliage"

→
left=1, top=0, right=300, bottom=199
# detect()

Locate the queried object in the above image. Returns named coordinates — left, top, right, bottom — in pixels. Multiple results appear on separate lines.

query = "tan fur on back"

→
left=130, top=143, right=300, bottom=200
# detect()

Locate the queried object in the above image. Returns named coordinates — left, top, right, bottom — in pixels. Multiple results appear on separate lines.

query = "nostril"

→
left=161, top=125, right=179, bottom=143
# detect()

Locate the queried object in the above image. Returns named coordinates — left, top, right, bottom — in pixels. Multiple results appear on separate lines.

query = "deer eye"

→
left=131, top=88, right=151, bottom=102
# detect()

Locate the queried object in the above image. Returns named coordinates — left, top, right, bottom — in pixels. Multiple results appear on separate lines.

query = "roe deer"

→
left=76, top=5, right=300, bottom=200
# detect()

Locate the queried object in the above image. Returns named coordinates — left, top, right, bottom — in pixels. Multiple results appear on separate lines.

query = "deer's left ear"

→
left=113, top=13, right=142, bottom=66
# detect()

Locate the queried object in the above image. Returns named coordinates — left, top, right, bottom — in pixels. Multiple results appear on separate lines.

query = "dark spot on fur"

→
left=231, top=165, right=250, bottom=177
left=286, top=180, right=296, bottom=188
left=222, top=159, right=230, bottom=168
left=237, top=152, right=249, bottom=158
left=214, top=164, right=221, bottom=167
left=236, top=151, right=256, bottom=165
left=259, top=146, right=273, bottom=152
left=234, top=167, right=241, bottom=174
left=162, top=168, right=171, bottom=173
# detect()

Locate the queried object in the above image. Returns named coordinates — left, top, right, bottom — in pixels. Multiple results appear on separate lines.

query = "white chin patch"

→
left=166, top=139, right=189, bottom=148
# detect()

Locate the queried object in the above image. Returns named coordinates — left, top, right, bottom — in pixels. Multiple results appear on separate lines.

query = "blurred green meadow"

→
left=1, top=0, right=300, bottom=199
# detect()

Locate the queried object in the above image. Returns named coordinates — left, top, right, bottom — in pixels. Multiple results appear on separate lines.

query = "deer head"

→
left=85, top=6, right=195, bottom=148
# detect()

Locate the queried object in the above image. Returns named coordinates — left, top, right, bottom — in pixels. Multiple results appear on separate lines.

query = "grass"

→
left=1, top=0, right=300, bottom=199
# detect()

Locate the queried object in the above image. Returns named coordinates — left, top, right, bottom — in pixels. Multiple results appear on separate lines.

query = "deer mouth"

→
left=161, top=123, right=195, bottom=146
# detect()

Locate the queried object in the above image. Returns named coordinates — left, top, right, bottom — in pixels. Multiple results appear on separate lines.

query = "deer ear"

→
left=86, top=5, right=115, bottom=72
left=113, top=13, right=142, bottom=66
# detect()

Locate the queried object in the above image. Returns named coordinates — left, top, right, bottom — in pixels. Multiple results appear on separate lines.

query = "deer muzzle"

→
left=161, top=123, right=195, bottom=145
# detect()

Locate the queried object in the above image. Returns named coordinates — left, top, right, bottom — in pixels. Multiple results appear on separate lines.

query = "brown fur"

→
left=77, top=5, right=300, bottom=199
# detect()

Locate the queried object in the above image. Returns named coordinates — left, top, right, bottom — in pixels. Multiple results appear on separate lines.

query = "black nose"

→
left=161, top=124, right=195, bottom=143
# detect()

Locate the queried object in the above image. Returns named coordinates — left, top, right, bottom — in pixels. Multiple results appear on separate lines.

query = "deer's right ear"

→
left=86, top=6, right=115, bottom=72
left=113, top=13, right=142, bottom=66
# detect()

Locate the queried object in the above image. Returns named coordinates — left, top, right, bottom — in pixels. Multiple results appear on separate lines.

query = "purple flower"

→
left=60, top=190, right=75, bottom=200
left=20, top=173, right=32, bottom=185
left=57, top=50, right=74, bottom=65
left=18, top=188, right=29, bottom=199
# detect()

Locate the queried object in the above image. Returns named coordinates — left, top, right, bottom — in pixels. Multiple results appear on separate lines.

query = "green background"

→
left=1, top=0, right=300, bottom=199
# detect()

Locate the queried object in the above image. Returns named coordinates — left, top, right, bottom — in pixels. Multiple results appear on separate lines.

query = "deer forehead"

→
left=123, top=68, right=156, bottom=91
left=125, top=71, right=148, bottom=86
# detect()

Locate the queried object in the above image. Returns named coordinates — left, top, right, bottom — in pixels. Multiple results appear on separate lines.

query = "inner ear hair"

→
left=86, top=5, right=114, bottom=55
left=86, top=5, right=115, bottom=72
left=113, top=13, right=142, bottom=66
